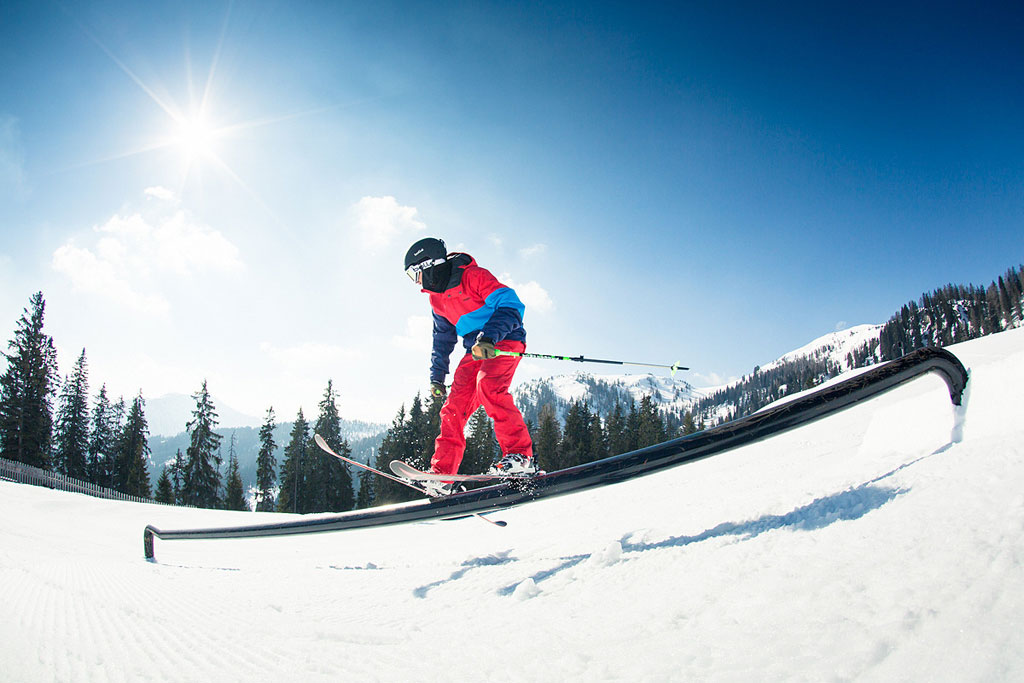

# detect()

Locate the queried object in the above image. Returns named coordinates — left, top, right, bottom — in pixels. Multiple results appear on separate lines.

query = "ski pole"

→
left=494, top=350, right=689, bottom=377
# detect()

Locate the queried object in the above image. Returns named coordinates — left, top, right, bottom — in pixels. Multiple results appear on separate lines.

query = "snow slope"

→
left=768, top=323, right=883, bottom=372
left=3, top=328, right=1024, bottom=681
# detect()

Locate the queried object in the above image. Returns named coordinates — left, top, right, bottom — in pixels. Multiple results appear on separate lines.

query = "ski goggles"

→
left=405, top=257, right=446, bottom=282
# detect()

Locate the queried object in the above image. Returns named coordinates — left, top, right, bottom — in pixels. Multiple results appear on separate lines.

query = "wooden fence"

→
left=0, top=457, right=161, bottom=505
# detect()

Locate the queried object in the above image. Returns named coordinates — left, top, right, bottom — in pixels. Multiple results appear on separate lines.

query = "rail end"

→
left=144, top=525, right=159, bottom=562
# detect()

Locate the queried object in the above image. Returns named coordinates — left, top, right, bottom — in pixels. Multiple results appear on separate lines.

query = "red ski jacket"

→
left=425, top=253, right=526, bottom=383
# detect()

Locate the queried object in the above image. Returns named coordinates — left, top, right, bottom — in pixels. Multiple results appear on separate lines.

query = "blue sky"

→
left=1, top=1, right=1022, bottom=423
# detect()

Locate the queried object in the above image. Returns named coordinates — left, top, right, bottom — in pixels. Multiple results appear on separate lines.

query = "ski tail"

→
left=313, top=434, right=428, bottom=496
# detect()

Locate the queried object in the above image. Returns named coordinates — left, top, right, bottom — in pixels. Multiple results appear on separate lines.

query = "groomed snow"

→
left=2, top=328, right=1024, bottom=681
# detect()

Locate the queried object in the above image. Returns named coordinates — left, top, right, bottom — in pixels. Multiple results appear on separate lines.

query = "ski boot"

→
left=487, top=453, right=537, bottom=476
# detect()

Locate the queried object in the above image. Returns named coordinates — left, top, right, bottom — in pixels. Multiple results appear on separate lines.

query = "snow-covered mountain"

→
left=145, top=393, right=263, bottom=437
left=762, top=323, right=884, bottom=374
left=512, top=370, right=698, bottom=424
left=512, top=324, right=886, bottom=427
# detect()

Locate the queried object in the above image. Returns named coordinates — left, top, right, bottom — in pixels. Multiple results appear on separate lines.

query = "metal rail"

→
left=144, top=346, right=968, bottom=561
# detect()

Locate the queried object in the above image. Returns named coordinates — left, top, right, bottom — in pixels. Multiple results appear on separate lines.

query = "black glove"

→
left=471, top=336, right=498, bottom=360
left=430, top=382, right=447, bottom=399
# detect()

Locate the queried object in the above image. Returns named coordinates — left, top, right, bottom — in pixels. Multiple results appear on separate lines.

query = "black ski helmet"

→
left=404, top=237, right=447, bottom=271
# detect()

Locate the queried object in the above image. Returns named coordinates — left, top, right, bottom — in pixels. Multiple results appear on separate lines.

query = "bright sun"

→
left=172, top=113, right=218, bottom=161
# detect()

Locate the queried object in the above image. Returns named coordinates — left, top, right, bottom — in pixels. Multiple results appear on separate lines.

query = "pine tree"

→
left=115, top=393, right=151, bottom=498
left=372, top=405, right=417, bottom=505
left=1010, top=266, right=1024, bottom=324
left=171, top=449, right=185, bottom=503
left=155, top=467, right=175, bottom=504
left=533, top=404, right=562, bottom=472
left=985, top=283, right=1003, bottom=334
left=223, top=433, right=249, bottom=511
left=589, top=411, right=608, bottom=462
left=559, top=399, right=593, bottom=469
left=625, top=401, right=641, bottom=451
left=277, top=408, right=310, bottom=513
left=407, top=393, right=434, bottom=471
left=682, top=410, right=698, bottom=435
left=180, top=381, right=223, bottom=509
left=636, top=395, right=665, bottom=448
left=605, top=402, right=632, bottom=456
left=0, top=292, right=59, bottom=469
left=255, top=407, right=278, bottom=512
left=310, top=381, right=355, bottom=513
left=54, top=349, right=90, bottom=479
left=87, top=385, right=118, bottom=487
left=997, top=276, right=1013, bottom=325
left=355, top=451, right=376, bottom=509
left=463, top=407, right=498, bottom=475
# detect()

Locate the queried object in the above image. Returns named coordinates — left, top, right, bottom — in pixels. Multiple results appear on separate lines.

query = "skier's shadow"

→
left=415, top=474, right=913, bottom=598
left=413, top=550, right=517, bottom=598
left=493, top=480, right=907, bottom=596
left=619, top=481, right=905, bottom=555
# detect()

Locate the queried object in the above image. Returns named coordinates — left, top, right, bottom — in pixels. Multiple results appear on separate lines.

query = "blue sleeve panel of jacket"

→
left=430, top=311, right=458, bottom=384
left=456, top=286, right=526, bottom=340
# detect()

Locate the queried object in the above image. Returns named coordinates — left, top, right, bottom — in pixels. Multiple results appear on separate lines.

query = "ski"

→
left=314, top=434, right=428, bottom=496
left=390, top=459, right=537, bottom=483
left=314, top=434, right=507, bottom=527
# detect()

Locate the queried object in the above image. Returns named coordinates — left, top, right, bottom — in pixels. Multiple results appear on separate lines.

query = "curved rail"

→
left=144, top=346, right=968, bottom=560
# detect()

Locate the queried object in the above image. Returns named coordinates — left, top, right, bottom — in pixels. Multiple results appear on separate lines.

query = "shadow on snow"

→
left=413, top=480, right=906, bottom=598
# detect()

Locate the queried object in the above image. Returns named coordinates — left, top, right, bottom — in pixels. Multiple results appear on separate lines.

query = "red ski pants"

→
left=431, top=340, right=533, bottom=475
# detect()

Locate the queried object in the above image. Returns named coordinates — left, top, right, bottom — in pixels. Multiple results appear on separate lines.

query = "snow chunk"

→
left=586, top=541, right=623, bottom=568
left=512, top=578, right=541, bottom=601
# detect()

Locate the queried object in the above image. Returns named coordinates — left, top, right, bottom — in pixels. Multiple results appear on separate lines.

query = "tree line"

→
left=0, top=291, right=360, bottom=515
left=0, top=293, right=151, bottom=497
left=848, top=264, right=1024, bottom=365
left=695, top=264, right=1024, bottom=425
left=152, top=379, right=360, bottom=514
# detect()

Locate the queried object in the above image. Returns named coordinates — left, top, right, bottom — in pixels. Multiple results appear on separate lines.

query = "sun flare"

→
left=172, top=112, right=219, bottom=161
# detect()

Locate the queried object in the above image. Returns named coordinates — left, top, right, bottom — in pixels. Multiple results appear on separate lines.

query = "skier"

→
left=404, top=237, right=536, bottom=494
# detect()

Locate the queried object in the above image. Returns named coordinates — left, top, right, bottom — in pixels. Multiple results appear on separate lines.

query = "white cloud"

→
left=392, top=315, right=433, bottom=351
left=260, top=341, right=361, bottom=371
left=350, top=196, right=426, bottom=249
left=519, top=243, right=547, bottom=259
left=51, top=193, right=243, bottom=315
left=144, top=186, right=177, bottom=202
left=499, top=274, right=554, bottom=314
left=51, top=242, right=171, bottom=316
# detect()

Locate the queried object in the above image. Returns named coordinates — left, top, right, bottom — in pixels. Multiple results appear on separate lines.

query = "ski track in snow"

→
left=2, top=328, right=1024, bottom=680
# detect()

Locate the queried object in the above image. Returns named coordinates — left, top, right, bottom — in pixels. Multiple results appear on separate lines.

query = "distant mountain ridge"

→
left=510, top=324, right=888, bottom=432
left=512, top=371, right=699, bottom=426
left=146, top=418, right=386, bottom=498
left=145, top=393, right=263, bottom=437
